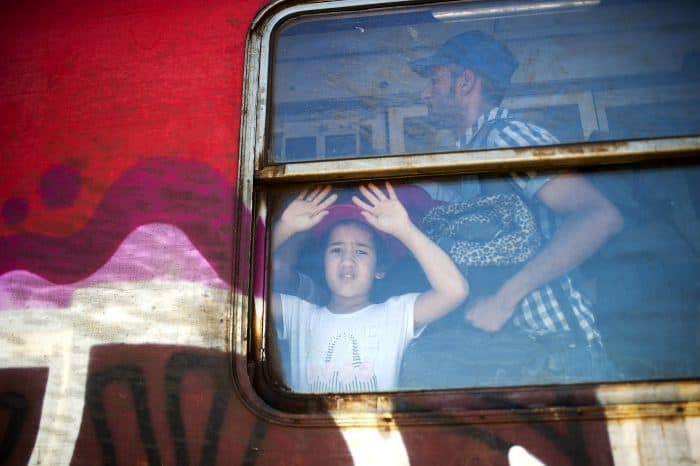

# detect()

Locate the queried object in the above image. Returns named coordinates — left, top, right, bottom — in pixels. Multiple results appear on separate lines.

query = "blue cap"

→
left=410, top=31, right=518, bottom=87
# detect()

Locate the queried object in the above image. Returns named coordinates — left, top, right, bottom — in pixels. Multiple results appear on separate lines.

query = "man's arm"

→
left=466, top=173, right=623, bottom=332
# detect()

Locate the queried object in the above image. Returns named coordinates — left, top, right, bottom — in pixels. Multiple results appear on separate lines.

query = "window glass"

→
left=270, top=0, right=700, bottom=162
left=268, top=164, right=700, bottom=393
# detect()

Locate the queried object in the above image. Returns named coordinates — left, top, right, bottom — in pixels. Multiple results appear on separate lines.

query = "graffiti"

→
left=79, top=348, right=276, bottom=466
left=165, top=351, right=231, bottom=466
left=473, top=393, right=598, bottom=466
left=72, top=346, right=262, bottom=465
left=0, top=368, right=48, bottom=466
left=240, top=419, right=268, bottom=466
left=394, top=391, right=609, bottom=466
left=86, top=364, right=162, bottom=466
left=70, top=343, right=616, bottom=466
left=0, top=392, right=27, bottom=464
left=0, top=158, right=247, bottom=287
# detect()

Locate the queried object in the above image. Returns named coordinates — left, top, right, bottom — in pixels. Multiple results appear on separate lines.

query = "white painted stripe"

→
left=0, top=280, right=229, bottom=465
left=339, top=426, right=410, bottom=466
left=508, top=445, right=546, bottom=466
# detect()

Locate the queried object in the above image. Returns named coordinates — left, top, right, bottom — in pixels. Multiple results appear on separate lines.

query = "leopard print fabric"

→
left=421, top=193, right=541, bottom=268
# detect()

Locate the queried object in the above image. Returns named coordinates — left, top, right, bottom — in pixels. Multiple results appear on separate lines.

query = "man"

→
left=405, top=31, right=624, bottom=385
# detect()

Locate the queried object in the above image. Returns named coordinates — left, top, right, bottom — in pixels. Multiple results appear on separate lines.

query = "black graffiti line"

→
left=454, top=423, right=512, bottom=453
left=165, top=351, right=231, bottom=466
left=85, top=364, right=161, bottom=466
left=0, top=392, right=28, bottom=464
left=241, top=418, right=268, bottom=466
left=479, top=392, right=592, bottom=466
left=395, top=392, right=602, bottom=466
left=84, top=351, right=596, bottom=465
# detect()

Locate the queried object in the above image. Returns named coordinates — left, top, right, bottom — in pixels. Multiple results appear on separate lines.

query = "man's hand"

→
left=464, top=292, right=517, bottom=332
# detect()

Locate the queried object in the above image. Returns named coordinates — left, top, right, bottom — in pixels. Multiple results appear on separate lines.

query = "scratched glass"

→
left=269, top=0, right=700, bottom=162
left=267, top=164, right=700, bottom=393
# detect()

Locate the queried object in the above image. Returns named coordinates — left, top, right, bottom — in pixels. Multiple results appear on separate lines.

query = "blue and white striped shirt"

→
left=462, top=107, right=602, bottom=345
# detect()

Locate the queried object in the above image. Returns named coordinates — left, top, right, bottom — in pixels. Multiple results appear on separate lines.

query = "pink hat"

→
left=311, top=184, right=436, bottom=257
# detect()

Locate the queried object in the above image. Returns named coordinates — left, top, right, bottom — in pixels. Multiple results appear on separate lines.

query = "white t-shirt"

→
left=278, top=293, right=421, bottom=393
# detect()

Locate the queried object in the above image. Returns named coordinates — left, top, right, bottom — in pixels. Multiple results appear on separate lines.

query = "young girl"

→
left=271, top=182, right=468, bottom=393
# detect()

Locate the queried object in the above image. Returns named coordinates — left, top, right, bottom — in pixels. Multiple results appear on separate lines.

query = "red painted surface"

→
left=0, top=158, right=248, bottom=285
left=70, top=345, right=353, bottom=466
left=0, top=369, right=48, bottom=465
left=0, top=0, right=265, bottom=237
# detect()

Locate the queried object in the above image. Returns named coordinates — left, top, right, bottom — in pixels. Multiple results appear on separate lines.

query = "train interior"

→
left=266, top=0, right=700, bottom=391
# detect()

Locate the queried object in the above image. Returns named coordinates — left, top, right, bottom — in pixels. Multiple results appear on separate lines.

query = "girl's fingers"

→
left=305, top=186, right=322, bottom=201
left=384, top=181, right=398, bottom=199
left=316, top=193, right=338, bottom=212
left=295, top=188, right=309, bottom=201
left=351, top=195, right=374, bottom=212
left=367, top=183, right=388, bottom=201
left=304, top=185, right=335, bottom=206
left=359, top=184, right=388, bottom=205
left=359, top=210, right=378, bottom=228
left=313, top=185, right=336, bottom=202
left=358, top=185, right=380, bottom=206
left=314, top=185, right=331, bottom=203
left=309, top=210, right=330, bottom=227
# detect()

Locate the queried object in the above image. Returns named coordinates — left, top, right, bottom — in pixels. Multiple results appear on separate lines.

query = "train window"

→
left=265, top=165, right=700, bottom=393
left=238, top=0, right=700, bottom=401
left=269, top=0, right=700, bottom=163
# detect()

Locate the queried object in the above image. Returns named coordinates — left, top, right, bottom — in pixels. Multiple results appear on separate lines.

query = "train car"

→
left=1, top=0, right=699, bottom=464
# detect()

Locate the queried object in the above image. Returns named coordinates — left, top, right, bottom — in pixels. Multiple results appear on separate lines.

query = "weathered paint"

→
left=1, top=1, right=698, bottom=465
left=254, top=137, right=700, bottom=185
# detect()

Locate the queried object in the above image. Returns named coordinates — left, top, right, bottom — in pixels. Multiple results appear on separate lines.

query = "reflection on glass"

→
left=270, top=0, right=700, bottom=162
left=269, top=164, right=700, bottom=392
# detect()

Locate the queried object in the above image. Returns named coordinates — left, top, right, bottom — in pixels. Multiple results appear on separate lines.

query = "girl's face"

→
left=324, top=222, right=378, bottom=312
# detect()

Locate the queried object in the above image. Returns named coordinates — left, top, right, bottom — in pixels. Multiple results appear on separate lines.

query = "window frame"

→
left=232, top=0, right=700, bottom=425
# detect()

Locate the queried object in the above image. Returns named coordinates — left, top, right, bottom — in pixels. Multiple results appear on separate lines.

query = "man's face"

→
left=420, top=65, right=465, bottom=130
left=324, top=223, right=377, bottom=309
